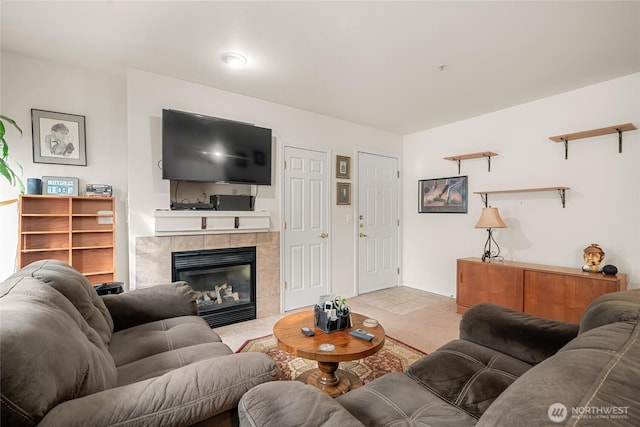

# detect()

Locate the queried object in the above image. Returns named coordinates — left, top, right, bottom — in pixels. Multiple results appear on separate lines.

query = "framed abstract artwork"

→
left=419, top=175, right=468, bottom=213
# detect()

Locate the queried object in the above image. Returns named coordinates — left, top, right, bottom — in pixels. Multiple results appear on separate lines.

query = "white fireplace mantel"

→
left=154, top=209, right=271, bottom=236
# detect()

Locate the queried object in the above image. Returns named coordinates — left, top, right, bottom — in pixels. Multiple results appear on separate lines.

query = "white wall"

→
left=4, top=51, right=636, bottom=301
left=0, top=52, right=129, bottom=282
left=402, top=73, right=640, bottom=296
left=126, top=69, right=402, bottom=298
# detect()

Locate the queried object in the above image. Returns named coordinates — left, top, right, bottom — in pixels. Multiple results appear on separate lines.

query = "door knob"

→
left=359, top=233, right=368, bottom=238
left=319, top=232, right=329, bottom=239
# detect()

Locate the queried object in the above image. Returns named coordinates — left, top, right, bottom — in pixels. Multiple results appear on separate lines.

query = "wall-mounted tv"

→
left=162, top=109, right=272, bottom=185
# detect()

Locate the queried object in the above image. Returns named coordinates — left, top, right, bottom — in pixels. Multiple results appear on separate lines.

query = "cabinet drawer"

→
left=524, top=271, right=619, bottom=323
left=457, top=259, right=524, bottom=311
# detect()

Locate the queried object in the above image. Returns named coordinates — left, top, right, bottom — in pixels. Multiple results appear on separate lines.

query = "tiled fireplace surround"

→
left=135, top=232, right=280, bottom=319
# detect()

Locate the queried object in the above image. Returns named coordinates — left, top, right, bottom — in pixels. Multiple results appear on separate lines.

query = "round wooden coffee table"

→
left=273, top=311, right=385, bottom=397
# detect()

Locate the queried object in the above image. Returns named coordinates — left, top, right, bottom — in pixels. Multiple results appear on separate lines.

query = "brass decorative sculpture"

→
left=582, top=243, right=605, bottom=272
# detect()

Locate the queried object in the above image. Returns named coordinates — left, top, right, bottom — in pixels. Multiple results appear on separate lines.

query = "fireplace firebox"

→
left=172, top=247, right=256, bottom=328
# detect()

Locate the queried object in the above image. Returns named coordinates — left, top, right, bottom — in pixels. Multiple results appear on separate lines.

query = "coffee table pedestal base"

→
left=296, top=361, right=363, bottom=397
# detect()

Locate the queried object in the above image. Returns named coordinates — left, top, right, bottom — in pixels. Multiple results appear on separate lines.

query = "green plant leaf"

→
left=0, top=115, right=23, bottom=136
left=14, top=171, right=25, bottom=194
left=0, top=114, right=25, bottom=193
left=0, top=158, right=12, bottom=182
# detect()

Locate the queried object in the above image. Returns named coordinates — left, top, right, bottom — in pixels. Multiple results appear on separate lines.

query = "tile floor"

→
left=215, top=286, right=462, bottom=355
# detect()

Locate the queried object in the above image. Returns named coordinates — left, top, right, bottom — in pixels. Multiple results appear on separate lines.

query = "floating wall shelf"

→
left=474, top=187, right=570, bottom=208
left=444, top=151, right=498, bottom=174
left=549, top=123, right=637, bottom=159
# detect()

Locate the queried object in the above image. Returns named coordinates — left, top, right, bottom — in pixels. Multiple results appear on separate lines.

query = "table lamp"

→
left=475, top=207, right=507, bottom=262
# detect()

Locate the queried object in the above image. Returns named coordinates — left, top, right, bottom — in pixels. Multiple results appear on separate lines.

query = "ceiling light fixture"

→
left=221, top=52, right=247, bottom=68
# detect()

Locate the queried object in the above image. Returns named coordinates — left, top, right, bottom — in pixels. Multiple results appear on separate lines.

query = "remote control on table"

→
left=301, top=327, right=315, bottom=337
left=348, top=329, right=374, bottom=342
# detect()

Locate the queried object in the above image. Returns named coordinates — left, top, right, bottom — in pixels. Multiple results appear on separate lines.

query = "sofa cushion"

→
left=478, top=320, right=640, bottom=426
left=239, top=381, right=365, bottom=427
left=405, top=339, right=532, bottom=419
left=102, top=281, right=198, bottom=332
left=109, top=315, right=224, bottom=367
left=8, top=259, right=114, bottom=346
left=39, top=353, right=280, bottom=427
left=460, top=302, right=579, bottom=365
left=117, top=342, right=233, bottom=386
left=579, top=289, right=640, bottom=334
left=336, top=372, right=478, bottom=426
left=1, top=274, right=117, bottom=427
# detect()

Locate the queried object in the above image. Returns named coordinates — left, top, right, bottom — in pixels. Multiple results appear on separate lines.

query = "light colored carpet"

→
left=215, top=286, right=462, bottom=355
left=237, top=334, right=426, bottom=382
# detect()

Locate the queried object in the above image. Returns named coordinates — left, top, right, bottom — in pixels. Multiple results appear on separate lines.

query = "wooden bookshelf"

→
left=18, top=195, right=115, bottom=285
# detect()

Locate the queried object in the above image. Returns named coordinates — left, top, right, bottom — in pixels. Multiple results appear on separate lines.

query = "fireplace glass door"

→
left=172, top=247, right=256, bottom=328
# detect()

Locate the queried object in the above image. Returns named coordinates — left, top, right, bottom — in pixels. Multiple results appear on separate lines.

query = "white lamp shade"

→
left=475, top=207, right=507, bottom=229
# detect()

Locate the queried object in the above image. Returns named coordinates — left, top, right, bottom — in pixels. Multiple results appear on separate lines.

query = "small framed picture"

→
left=419, top=175, right=468, bottom=213
left=336, top=155, right=350, bottom=179
left=337, top=182, right=351, bottom=205
left=31, top=109, right=87, bottom=166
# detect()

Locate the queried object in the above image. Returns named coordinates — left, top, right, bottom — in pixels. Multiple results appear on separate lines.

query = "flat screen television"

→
left=162, top=109, right=272, bottom=185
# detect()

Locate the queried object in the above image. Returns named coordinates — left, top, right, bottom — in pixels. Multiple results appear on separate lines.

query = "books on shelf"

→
left=86, top=184, right=112, bottom=197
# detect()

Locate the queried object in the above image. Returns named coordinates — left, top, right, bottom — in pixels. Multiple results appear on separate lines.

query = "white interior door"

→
left=283, top=146, right=330, bottom=311
left=357, top=152, right=399, bottom=294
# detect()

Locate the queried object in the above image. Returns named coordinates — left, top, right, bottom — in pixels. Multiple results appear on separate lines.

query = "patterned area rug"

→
left=237, top=335, right=426, bottom=383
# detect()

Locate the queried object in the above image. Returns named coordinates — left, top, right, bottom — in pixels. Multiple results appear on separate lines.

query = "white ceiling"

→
left=2, top=1, right=639, bottom=134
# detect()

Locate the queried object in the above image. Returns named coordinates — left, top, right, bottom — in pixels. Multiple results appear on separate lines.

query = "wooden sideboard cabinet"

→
left=18, top=195, right=116, bottom=285
left=456, top=257, right=627, bottom=323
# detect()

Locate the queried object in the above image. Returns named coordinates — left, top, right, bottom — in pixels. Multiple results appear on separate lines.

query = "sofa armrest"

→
left=460, top=302, right=579, bottom=365
left=37, top=352, right=279, bottom=427
left=239, top=381, right=364, bottom=427
left=101, top=281, right=198, bottom=332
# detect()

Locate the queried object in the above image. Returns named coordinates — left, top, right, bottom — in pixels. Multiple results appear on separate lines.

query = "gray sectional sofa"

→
left=0, top=259, right=279, bottom=427
left=239, top=289, right=640, bottom=426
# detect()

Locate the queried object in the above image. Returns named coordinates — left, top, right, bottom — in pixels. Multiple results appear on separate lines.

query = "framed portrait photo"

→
left=336, top=155, right=350, bottom=179
left=419, top=175, right=468, bottom=213
left=31, top=109, right=87, bottom=166
left=337, top=182, right=351, bottom=205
